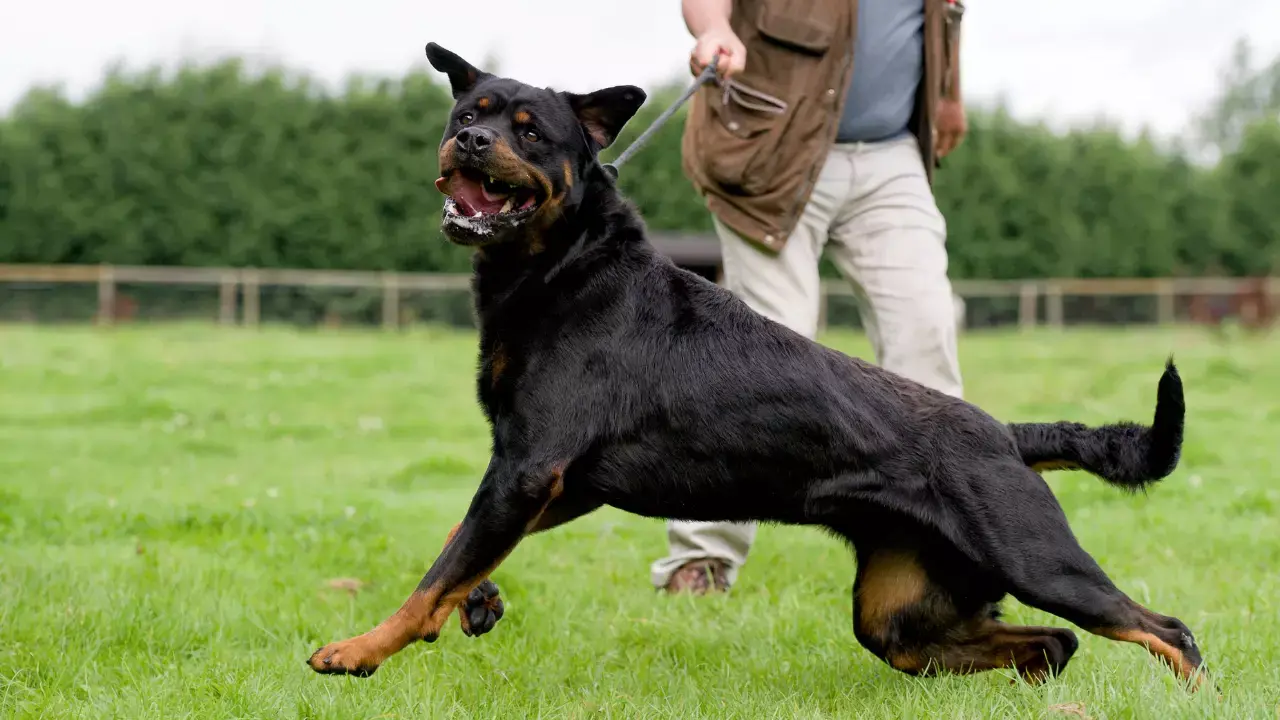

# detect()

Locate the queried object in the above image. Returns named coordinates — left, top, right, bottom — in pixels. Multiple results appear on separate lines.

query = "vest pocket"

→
left=699, top=80, right=791, bottom=194
left=754, top=7, right=834, bottom=57
left=697, top=6, right=833, bottom=195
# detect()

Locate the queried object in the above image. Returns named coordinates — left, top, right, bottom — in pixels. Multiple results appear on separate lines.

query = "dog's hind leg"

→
left=850, top=543, right=1080, bottom=683
left=307, top=458, right=592, bottom=677
left=953, top=460, right=1207, bottom=689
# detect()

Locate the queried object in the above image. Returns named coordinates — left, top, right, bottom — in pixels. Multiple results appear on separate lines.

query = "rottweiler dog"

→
left=307, top=42, right=1206, bottom=689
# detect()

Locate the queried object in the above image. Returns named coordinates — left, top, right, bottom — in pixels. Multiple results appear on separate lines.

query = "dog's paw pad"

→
left=459, top=579, right=504, bottom=637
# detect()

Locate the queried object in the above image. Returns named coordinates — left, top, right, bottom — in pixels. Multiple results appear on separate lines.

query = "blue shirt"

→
left=836, top=0, right=925, bottom=144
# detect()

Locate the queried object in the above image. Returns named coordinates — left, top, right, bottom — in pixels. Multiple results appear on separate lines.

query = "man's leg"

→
left=651, top=151, right=846, bottom=593
left=826, top=136, right=964, bottom=399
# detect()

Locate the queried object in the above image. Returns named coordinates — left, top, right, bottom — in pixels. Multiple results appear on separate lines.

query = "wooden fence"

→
left=0, top=263, right=1276, bottom=332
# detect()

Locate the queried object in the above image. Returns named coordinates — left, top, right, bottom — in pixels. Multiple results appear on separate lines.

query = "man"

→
left=651, top=0, right=969, bottom=594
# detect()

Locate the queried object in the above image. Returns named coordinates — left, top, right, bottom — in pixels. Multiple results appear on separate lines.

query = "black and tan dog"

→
left=307, top=43, right=1206, bottom=689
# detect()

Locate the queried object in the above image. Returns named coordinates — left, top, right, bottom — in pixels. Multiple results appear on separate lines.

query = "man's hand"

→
left=690, top=25, right=747, bottom=79
left=935, top=98, right=967, bottom=158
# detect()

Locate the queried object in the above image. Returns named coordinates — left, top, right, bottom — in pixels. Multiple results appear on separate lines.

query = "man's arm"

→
left=683, top=0, right=732, bottom=36
left=946, top=6, right=962, bottom=101
left=936, top=2, right=966, bottom=158
left=682, top=0, right=747, bottom=78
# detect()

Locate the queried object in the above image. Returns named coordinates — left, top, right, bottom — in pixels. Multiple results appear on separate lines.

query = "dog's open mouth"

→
left=437, top=168, right=540, bottom=226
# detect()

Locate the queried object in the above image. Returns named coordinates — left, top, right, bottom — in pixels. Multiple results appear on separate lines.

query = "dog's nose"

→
left=456, top=126, right=495, bottom=154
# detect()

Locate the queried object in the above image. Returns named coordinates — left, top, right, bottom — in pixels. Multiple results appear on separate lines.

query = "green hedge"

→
left=1, top=59, right=1277, bottom=279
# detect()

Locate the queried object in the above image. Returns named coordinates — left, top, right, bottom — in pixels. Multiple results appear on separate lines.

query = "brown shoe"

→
left=663, top=559, right=730, bottom=595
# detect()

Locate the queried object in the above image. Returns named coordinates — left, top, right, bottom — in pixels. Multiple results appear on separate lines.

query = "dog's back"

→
left=627, top=240, right=1184, bottom=491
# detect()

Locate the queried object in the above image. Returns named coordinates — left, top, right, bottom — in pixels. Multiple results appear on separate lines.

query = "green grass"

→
left=1, top=323, right=1277, bottom=719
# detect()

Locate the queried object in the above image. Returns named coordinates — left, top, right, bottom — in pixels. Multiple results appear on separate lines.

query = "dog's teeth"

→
left=473, top=209, right=482, bottom=218
left=488, top=176, right=495, bottom=184
left=501, top=198, right=514, bottom=213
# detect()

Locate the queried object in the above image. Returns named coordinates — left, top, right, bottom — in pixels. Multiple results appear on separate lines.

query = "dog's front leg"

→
left=454, top=487, right=606, bottom=639
left=307, top=459, right=565, bottom=677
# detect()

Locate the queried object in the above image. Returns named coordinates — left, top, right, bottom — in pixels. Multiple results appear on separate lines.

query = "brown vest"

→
left=680, top=0, right=951, bottom=252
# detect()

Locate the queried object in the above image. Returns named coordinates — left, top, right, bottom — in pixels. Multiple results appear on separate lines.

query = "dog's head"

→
left=425, top=43, right=647, bottom=250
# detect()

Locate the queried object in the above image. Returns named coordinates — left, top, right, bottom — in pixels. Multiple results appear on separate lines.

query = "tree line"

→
left=1, top=42, right=1277, bottom=280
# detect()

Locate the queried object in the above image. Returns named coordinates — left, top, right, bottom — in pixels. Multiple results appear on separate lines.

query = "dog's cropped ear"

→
left=565, top=85, right=647, bottom=151
left=425, top=42, right=490, bottom=98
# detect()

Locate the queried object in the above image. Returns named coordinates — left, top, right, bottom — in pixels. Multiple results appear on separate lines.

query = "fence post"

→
left=241, top=269, right=260, bottom=328
left=218, top=272, right=238, bottom=326
left=96, top=264, right=116, bottom=326
left=1156, top=279, right=1176, bottom=325
left=1045, top=282, right=1064, bottom=329
left=1018, top=283, right=1038, bottom=331
left=1268, top=276, right=1280, bottom=325
left=381, top=272, right=400, bottom=332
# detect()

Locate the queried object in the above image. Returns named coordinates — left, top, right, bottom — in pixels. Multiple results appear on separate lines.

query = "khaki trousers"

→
left=651, top=135, right=965, bottom=589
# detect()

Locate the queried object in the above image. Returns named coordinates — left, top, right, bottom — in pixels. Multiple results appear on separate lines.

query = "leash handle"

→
left=602, top=55, right=721, bottom=179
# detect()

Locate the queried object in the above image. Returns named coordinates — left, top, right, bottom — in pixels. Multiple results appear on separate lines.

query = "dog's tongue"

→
left=436, top=175, right=507, bottom=215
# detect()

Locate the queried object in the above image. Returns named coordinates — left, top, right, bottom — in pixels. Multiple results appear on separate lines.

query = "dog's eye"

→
left=458, top=112, right=475, bottom=125
left=522, top=130, right=540, bottom=142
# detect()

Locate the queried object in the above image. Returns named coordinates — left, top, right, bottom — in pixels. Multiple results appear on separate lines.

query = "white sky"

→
left=2, top=0, right=1279, bottom=140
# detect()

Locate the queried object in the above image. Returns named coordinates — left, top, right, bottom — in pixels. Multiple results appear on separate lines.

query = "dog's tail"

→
left=1008, top=357, right=1184, bottom=492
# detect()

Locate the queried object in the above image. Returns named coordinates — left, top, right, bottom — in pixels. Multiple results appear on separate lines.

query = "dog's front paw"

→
left=459, top=578, right=504, bottom=637
left=307, top=637, right=382, bottom=677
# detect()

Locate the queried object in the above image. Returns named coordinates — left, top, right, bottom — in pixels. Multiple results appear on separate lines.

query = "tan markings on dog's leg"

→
left=307, top=585, right=445, bottom=676
left=855, top=550, right=929, bottom=635
left=885, top=648, right=931, bottom=675
left=442, top=520, right=477, bottom=630
left=853, top=549, right=949, bottom=678
left=858, top=563, right=1080, bottom=683
left=919, top=620, right=1080, bottom=683
left=1096, top=627, right=1203, bottom=687
left=310, top=467, right=569, bottom=675
left=523, top=467, right=565, bottom=532
left=442, top=522, right=462, bottom=548
left=311, top=533, right=529, bottom=675
left=563, top=160, right=573, bottom=189
left=1031, top=460, right=1081, bottom=473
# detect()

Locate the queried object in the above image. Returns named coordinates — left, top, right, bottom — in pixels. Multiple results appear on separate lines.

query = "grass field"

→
left=1, top=323, right=1277, bottom=719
